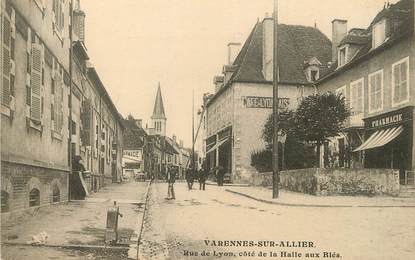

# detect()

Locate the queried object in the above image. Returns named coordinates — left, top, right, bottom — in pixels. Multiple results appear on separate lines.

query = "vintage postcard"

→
left=1, top=0, right=415, bottom=259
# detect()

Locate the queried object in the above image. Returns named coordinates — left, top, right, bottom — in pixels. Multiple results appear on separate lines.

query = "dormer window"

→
left=372, top=19, right=386, bottom=48
left=338, top=46, right=348, bottom=66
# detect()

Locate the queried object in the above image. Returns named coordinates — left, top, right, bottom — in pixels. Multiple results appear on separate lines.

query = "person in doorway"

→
left=185, top=164, right=194, bottom=190
left=166, top=165, right=176, bottom=200
left=216, top=165, right=225, bottom=186
left=71, top=155, right=87, bottom=200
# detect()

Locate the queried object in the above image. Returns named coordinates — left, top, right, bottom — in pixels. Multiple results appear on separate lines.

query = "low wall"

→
left=250, top=168, right=400, bottom=197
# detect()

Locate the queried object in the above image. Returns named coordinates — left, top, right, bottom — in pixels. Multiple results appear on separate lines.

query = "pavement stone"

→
left=1, top=181, right=149, bottom=260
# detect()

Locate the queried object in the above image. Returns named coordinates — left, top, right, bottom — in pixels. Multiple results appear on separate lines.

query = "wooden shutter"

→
left=1, top=13, right=11, bottom=107
left=81, top=99, right=92, bottom=145
left=53, top=71, right=61, bottom=132
left=30, top=43, right=42, bottom=122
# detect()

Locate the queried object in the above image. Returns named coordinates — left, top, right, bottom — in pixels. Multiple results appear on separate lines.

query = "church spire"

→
left=152, top=82, right=166, bottom=119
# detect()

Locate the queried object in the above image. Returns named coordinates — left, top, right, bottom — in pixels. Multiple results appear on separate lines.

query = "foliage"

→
left=295, top=92, right=351, bottom=145
left=250, top=149, right=273, bottom=173
left=261, top=92, right=350, bottom=168
left=262, top=107, right=295, bottom=150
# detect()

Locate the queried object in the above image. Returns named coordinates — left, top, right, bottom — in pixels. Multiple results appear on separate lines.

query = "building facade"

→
left=1, top=0, right=124, bottom=215
left=316, top=0, right=414, bottom=185
left=204, top=17, right=332, bottom=183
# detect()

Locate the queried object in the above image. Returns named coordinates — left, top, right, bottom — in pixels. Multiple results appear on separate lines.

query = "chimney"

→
left=135, top=119, right=142, bottom=128
left=173, top=135, right=177, bottom=143
left=222, top=65, right=238, bottom=85
left=213, top=75, right=224, bottom=93
left=180, top=140, right=183, bottom=148
left=262, top=17, right=274, bottom=81
left=73, top=3, right=86, bottom=43
left=227, top=42, right=241, bottom=65
left=331, top=19, right=348, bottom=63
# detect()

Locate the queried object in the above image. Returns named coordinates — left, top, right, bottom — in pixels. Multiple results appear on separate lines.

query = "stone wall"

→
left=251, top=168, right=400, bottom=196
left=1, top=161, right=69, bottom=216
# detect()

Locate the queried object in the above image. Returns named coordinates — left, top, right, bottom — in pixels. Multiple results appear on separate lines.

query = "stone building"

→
left=204, top=17, right=332, bottom=183
left=1, top=0, right=124, bottom=216
left=316, top=0, right=414, bottom=186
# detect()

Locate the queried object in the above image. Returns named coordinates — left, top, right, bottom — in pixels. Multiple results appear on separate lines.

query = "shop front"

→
left=205, top=127, right=233, bottom=180
left=354, top=106, right=413, bottom=185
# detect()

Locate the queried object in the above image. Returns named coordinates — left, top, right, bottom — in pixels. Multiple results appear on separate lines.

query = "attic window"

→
left=310, top=69, right=319, bottom=81
left=338, top=46, right=348, bottom=67
left=372, top=19, right=386, bottom=48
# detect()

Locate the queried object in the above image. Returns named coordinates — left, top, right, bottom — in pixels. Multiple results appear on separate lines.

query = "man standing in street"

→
left=185, top=164, right=194, bottom=190
left=216, top=165, right=225, bottom=186
left=166, top=165, right=176, bottom=200
left=199, top=160, right=208, bottom=190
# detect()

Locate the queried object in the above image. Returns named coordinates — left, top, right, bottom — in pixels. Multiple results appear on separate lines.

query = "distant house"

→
left=205, top=17, right=332, bottom=183
left=316, top=0, right=414, bottom=185
left=122, top=116, right=149, bottom=178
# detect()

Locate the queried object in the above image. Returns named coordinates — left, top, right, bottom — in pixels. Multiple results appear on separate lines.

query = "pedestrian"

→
left=199, top=160, right=208, bottom=190
left=71, top=155, right=87, bottom=199
left=166, top=165, right=176, bottom=200
left=185, top=164, right=194, bottom=190
left=216, top=165, right=225, bottom=186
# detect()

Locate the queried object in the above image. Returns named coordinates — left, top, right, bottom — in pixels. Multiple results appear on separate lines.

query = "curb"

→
left=134, top=180, right=153, bottom=259
left=225, top=189, right=415, bottom=208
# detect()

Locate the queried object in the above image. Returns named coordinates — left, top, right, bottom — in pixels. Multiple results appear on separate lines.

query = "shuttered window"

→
left=53, top=0, right=65, bottom=33
left=53, top=71, right=64, bottom=133
left=1, top=13, right=11, bottom=107
left=30, top=44, right=43, bottom=123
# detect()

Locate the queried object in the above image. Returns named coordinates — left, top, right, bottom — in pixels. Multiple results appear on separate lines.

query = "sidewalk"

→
left=226, top=186, right=415, bottom=207
left=1, top=181, right=150, bottom=259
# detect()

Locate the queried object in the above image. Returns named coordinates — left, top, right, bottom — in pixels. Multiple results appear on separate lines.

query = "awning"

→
left=206, top=137, right=230, bottom=154
left=353, top=126, right=403, bottom=152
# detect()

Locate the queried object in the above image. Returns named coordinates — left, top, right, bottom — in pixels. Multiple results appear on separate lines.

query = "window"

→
left=372, top=19, right=386, bottom=48
left=368, top=70, right=383, bottom=113
left=29, top=188, right=40, bottom=207
left=52, top=186, right=60, bottom=203
left=53, top=0, right=65, bottom=34
left=1, top=13, right=11, bottom=108
left=30, top=44, right=43, bottom=123
left=338, top=46, right=347, bottom=66
left=1, top=191, right=9, bottom=213
left=350, top=78, right=364, bottom=114
left=310, top=69, right=319, bottom=81
left=71, top=120, right=76, bottom=135
left=335, top=85, right=347, bottom=100
left=52, top=71, right=64, bottom=133
left=392, top=57, right=409, bottom=107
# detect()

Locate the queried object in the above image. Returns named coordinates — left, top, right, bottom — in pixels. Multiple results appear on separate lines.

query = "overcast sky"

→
left=82, top=0, right=396, bottom=147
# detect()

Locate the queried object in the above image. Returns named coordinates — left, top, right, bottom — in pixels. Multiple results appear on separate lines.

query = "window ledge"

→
left=53, top=25, right=64, bottom=44
left=392, top=99, right=409, bottom=108
left=33, top=0, right=46, bottom=15
left=28, top=119, right=42, bottom=132
left=52, top=131, right=63, bottom=141
left=1, top=105, right=11, bottom=117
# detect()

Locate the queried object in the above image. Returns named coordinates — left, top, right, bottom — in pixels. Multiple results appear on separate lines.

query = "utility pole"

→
left=192, top=88, right=195, bottom=176
left=272, top=0, right=279, bottom=199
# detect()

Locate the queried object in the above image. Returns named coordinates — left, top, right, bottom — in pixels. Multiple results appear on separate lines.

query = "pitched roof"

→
left=319, top=0, right=414, bottom=82
left=122, top=118, right=147, bottom=149
left=152, top=83, right=166, bottom=119
left=208, top=19, right=332, bottom=106
left=162, top=137, right=178, bottom=154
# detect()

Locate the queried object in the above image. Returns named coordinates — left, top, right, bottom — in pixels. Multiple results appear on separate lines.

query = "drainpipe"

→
left=68, top=0, right=74, bottom=202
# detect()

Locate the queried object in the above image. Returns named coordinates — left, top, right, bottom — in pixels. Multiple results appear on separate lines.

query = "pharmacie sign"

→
left=242, top=96, right=289, bottom=109
left=365, top=107, right=413, bottom=129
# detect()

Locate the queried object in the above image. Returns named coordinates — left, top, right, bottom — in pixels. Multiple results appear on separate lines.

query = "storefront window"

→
left=392, top=57, right=409, bottom=107
left=369, top=70, right=383, bottom=113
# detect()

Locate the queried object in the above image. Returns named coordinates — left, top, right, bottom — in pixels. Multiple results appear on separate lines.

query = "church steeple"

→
left=152, top=83, right=166, bottom=119
left=151, top=83, right=166, bottom=136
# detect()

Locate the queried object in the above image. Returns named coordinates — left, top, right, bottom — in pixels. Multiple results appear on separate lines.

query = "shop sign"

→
left=242, top=96, right=289, bottom=109
left=365, top=107, right=413, bottom=129
left=123, top=150, right=142, bottom=161
left=371, top=114, right=402, bottom=128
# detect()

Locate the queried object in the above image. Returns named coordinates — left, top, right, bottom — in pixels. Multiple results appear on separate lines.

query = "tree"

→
left=294, top=92, right=350, bottom=167
left=261, top=108, right=315, bottom=170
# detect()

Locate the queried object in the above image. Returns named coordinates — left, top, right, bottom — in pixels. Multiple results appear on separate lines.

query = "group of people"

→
left=165, top=160, right=227, bottom=200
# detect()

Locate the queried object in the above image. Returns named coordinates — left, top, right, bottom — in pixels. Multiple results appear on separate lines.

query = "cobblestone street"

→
left=138, top=182, right=415, bottom=260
